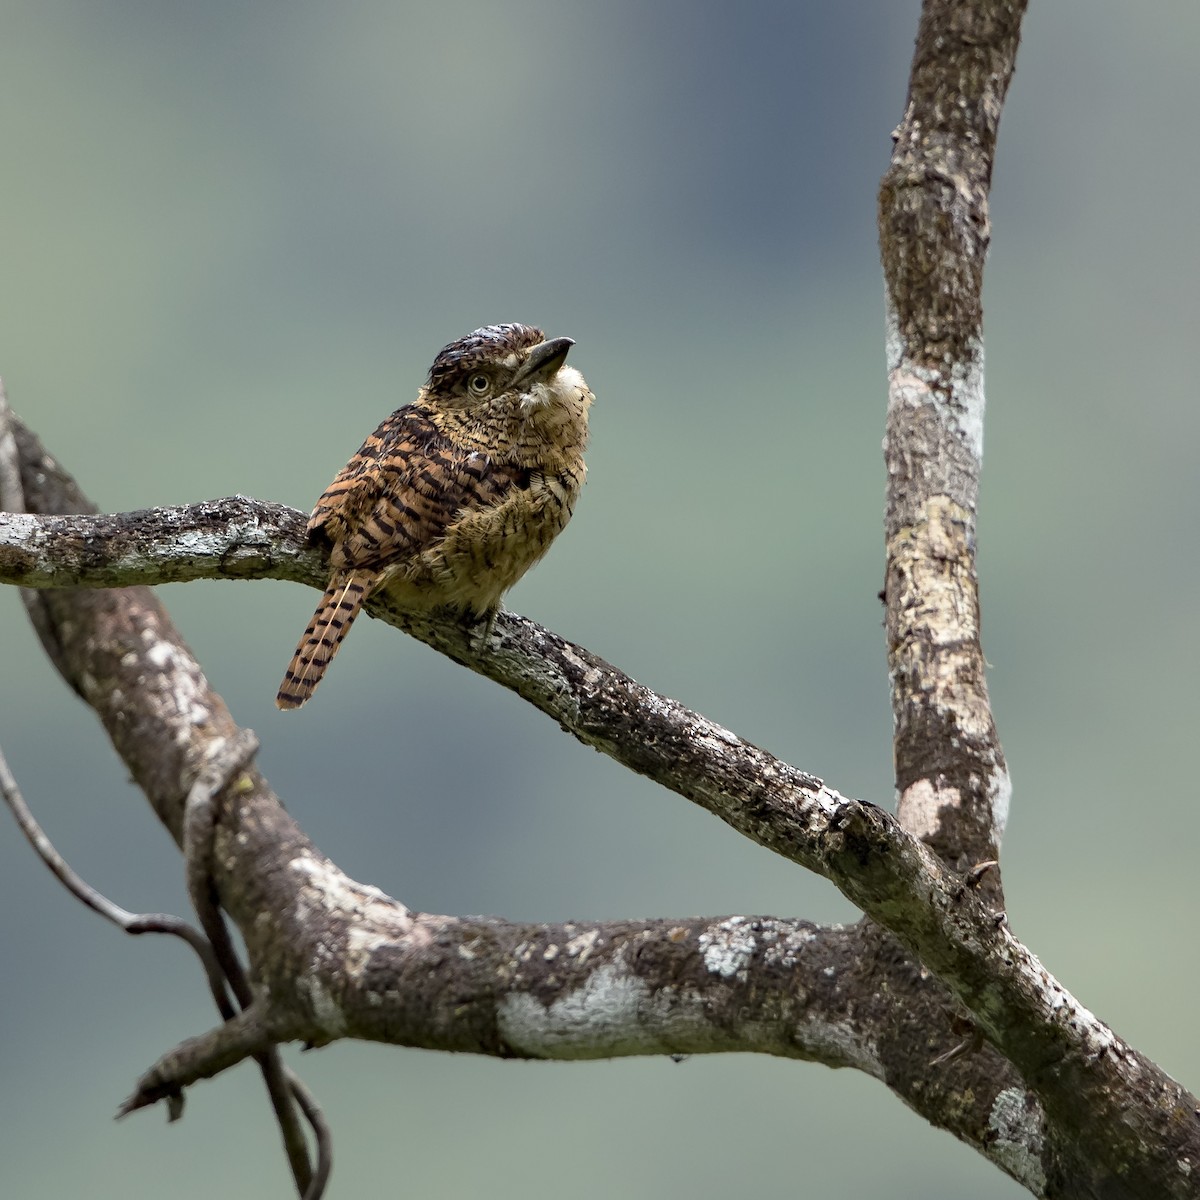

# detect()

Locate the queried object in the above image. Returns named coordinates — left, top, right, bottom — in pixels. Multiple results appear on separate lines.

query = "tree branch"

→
left=879, top=0, right=1019, bottom=883
left=877, top=1, right=1200, bottom=1194
left=3, top=401, right=1197, bottom=1194
left=0, top=492, right=1065, bottom=1011
left=0, top=498, right=317, bottom=588
left=0, top=402, right=1036, bottom=1183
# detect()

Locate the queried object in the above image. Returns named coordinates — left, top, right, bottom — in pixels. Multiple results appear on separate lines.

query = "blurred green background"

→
left=2, top=2, right=1197, bottom=1197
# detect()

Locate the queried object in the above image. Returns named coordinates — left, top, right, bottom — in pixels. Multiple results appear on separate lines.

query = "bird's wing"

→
left=309, top=407, right=527, bottom=572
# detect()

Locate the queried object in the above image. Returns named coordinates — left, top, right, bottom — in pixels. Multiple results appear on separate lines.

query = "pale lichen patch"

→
left=899, top=778, right=962, bottom=840
left=698, top=917, right=756, bottom=979
left=145, top=641, right=175, bottom=669
left=289, top=852, right=413, bottom=948
left=989, top=766, right=1012, bottom=837
left=987, top=1087, right=1047, bottom=1193
left=457, top=939, right=480, bottom=961
left=558, top=643, right=602, bottom=687
left=170, top=527, right=219, bottom=559
left=565, top=929, right=600, bottom=962
left=497, top=963, right=653, bottom=1056
left=345, top=925, right=393, bottom=974
left=884, top=305, right=985, bottom=463
left=297, top=974, right=348, bottom=1037
left=759, top=921, right=817, bottom=969
left=141, top=636, right=211, bottom=733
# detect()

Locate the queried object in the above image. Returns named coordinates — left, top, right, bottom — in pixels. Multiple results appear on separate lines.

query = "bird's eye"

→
left=467, top=373, right=491, bottom=396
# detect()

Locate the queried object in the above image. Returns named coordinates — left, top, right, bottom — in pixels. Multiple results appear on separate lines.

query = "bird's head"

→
left=424, top=323, right=587, bottom=414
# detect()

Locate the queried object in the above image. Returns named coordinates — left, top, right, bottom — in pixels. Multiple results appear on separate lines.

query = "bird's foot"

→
left=470, top=605, right=501, bottom=654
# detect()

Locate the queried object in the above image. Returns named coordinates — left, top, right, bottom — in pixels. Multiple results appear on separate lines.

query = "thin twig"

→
left=181, top=729, right=329, bottom=1199
left=183, top=731, right=262, bottom=1009
left=0, top=741, right=232, bottom=1011
left=257, top=1052, right=318, bottom=1198
left=0, top=738, right=331, bottom=1199
left=288, top=1070, right=334, bottom=1200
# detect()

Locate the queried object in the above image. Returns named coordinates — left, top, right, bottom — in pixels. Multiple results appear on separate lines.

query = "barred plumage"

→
left=276, top=324, right=593, bottom=710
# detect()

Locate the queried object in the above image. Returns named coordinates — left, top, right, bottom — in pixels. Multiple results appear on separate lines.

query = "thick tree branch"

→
left=0, top=446, right=913, bottom=1079
left=0, top=499, right=317, bottom=589
left=0, top=412, right=949, bottom=1086
left=877, top=2, right=1200, bottom=1195
left=4, top=404, right=1197, bottom=1195
left=879, top=0, right=1019, bottom=887
left=0, top=405, right=1035, bottom=1182
left=0, top=493, right=1080, bottom=1016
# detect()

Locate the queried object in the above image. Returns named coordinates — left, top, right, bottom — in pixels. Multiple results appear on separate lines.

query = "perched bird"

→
left=276, top=323, right=593, bottom=710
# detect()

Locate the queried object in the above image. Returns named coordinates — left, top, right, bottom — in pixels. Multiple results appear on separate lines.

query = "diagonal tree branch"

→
left=1, top=405, right=999, bottom=1154
left=0, top=398, right=1037, bottom=1181
left=0, top=483, right=1066, bottom=1012
left=3, top=401, right=1197, bottom=1195
left=0, top=430, right=1043, bottom=1185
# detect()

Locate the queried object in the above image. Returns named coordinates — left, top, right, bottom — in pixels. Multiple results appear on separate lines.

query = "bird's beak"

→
left=513, top=336, right=574, bottom=387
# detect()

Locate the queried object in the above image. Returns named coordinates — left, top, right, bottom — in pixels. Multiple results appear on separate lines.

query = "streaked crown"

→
left=426, top=324, right=545, bottom=395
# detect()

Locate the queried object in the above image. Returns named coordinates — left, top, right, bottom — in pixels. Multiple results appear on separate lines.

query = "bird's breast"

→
left=382, top=460, right=585, bottom=615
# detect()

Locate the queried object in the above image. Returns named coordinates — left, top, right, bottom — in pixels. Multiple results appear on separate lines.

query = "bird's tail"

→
left=276, top=570, right=375, bottom=710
